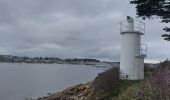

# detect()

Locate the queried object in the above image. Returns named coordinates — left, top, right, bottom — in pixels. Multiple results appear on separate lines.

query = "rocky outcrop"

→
left=37, top=82, right=92, bottom=100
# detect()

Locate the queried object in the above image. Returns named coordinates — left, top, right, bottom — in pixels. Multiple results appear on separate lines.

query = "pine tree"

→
left=130, top=0, right=170, bottom=40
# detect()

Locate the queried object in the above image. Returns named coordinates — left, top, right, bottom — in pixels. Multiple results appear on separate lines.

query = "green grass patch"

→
left=88, top=80, right=142, bottom=100
left=112, top=80, right=142, bottom=100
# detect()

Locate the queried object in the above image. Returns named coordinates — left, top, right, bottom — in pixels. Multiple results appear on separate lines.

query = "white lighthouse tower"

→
left=120, top=16, right=147, bottom=80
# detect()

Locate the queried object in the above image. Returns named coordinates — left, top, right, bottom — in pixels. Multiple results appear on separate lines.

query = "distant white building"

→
left=120, top=16, right=147, bottom=80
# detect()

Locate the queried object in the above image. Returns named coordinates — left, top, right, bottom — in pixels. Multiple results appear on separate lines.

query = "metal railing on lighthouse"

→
left=120, top=20, right=145, bottom=35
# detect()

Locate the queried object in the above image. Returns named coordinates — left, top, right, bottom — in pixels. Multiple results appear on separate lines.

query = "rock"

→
left=68, top=96, right=78, bottom=100
left=83, top=89, right=90, bottom=96
left=77, top=93, right=83, bottom=98
left=79, top=96, right=85, bottom=100
left=36, top=82, right=93, bottom=100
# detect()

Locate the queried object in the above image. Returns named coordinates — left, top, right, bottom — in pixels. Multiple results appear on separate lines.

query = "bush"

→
left=140, top=60, right=170, bottom=100
left=89, top=67, right=143, bottom=100
left=92, top=67, right=120, bottom=96
left=144, top=64, right=157, bottom=77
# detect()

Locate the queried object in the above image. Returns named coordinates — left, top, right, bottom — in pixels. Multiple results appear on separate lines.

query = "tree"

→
left=130, top=0, right=170, bottom=41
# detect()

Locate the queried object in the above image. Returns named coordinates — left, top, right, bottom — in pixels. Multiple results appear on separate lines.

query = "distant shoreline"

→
left=0, top=62, right=115, bottom=69
left=0, top=55, right=117, bottom=66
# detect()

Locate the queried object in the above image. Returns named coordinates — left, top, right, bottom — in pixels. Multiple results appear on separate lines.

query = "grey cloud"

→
left=0, top=0, right=169, bottom=61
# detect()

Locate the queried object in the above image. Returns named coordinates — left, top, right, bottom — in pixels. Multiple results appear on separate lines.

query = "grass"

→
left=112, top=80, right=141, bottom=100
left=88, top=80, right=142, bottom=100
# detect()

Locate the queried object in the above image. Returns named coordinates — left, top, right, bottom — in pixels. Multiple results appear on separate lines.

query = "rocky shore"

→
left=37, top=82, right=92, bottom=100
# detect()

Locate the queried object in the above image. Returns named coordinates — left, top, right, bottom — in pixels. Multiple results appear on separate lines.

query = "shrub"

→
left=140, top=60, right=170, bottom=100
left=92, top=67, right=120, bottom=96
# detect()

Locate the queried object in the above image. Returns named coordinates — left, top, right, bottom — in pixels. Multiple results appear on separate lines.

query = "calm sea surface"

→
left=0, top=63, right=105, bottom=100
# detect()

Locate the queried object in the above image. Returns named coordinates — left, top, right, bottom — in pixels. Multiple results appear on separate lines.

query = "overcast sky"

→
left=0, top=0, right=169, bottom=62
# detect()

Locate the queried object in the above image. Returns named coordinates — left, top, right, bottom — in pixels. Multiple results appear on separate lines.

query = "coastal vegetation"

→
left=89, top=60, right=170, bottom=100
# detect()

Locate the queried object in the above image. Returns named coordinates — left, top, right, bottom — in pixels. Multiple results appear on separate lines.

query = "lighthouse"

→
left=120, top=16, right=147, bottom=80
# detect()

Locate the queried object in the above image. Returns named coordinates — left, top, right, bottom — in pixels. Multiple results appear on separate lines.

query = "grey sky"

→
left=0, top=0, right=169, bottom=62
